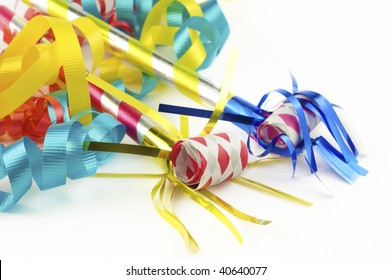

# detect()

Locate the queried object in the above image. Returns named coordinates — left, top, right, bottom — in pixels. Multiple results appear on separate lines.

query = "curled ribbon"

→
left=251, top=83, right=368, bottom=184
left=0, top=9, right=128, bottom=213
left=0, top=113, right=125, bottom=212
left=0, top=95, right=65, bottom=141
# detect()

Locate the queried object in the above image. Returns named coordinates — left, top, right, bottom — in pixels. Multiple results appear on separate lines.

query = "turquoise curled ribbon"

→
left=0, top=113, right=125, bottom=211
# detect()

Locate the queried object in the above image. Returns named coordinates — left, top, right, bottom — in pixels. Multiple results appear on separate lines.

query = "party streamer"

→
left=23, top=0, right=367, bottom=183
left=0, top=8, right=312, bottom=251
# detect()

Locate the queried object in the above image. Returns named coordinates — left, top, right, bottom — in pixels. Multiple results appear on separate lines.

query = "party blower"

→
left=0, top=6, right=314, bottom=250
left=22, top=0, right=367, bottom=183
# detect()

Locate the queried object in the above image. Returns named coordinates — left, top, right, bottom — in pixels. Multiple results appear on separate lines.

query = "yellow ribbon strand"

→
left=71, top=17, right=105, bottom=72
left=167, top=167, right=243, bottom=244
left=99, top=57, right=143, bottom=85
left=180, top=115, right=189, bottom=138
left=232, top=176, right=313, bottom=207
left=140, top=25, right=179, bottom=50
left=93, top=172, right=199, bottom=251
left=199, top=189, right=271, bottom=225
left=0, top=43, right=61, bottom=89
left=0, top=56, right=23, bottom=88
left=151, top=176, right=199, bottom=252
left=176, top=29, right=207, bottom=70
left=0, top=43, right=61, bottom=119
left=200, top=48, right=237, bottom=136
left=43, top=17, right=91, bottom=124
left=246, top=156, right=283, bottom=167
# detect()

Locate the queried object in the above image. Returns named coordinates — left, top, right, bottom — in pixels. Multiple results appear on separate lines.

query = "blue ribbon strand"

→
left=0, top=113, right=125, bottom=212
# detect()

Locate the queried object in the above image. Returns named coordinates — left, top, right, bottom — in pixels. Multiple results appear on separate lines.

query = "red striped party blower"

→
left=22, top=0, right=367, bottom=184
left=0, top=6, right=311, bottom=251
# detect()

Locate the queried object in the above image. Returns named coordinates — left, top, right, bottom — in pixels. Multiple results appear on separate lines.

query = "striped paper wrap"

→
left=172, top=133, right=248, bottom=189
left=258, top=103, right=320, bottom=148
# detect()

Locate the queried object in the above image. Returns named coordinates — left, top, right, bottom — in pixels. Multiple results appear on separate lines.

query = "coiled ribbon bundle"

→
left=0, top=114, right=125, bottom=211
left=0, top=95, right=67, bottom=141
left=0, top=6, right=127, bottom=212
left=251, top=88, right=368, bottom=183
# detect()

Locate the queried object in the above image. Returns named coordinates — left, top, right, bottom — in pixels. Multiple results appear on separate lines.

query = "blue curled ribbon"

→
left=242, top=75, right=368, bottom=183
left=71, top=0, right=230, bottom=97
left=0, top=113, right=125, bottom=212
left=159, top=74, right=368, bottom=183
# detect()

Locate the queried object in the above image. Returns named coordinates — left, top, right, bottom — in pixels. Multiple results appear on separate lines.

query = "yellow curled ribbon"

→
left=0, top=15, right=104, bottom=124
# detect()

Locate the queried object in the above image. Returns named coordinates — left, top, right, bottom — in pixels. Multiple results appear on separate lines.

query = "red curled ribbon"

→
left=0, top=95, right=65, bottom=142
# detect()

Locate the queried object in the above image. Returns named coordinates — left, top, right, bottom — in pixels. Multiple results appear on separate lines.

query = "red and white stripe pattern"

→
left=0, top=6, right=13, bottom=28
left=257, top=103, right=320, bottom=148
left=171, top=133, right=248, bottom=189
left=0, top=5, right=24, bottom=43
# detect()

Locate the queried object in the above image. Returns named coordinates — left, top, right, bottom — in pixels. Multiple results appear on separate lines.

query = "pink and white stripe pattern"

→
left=171, top=133, right=248, bottom=189
left=257, top=103, right=320, bottom=148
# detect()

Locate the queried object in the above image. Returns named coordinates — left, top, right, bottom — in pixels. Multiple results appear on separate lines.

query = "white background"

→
left=1, top=0, right=391, bottom=279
